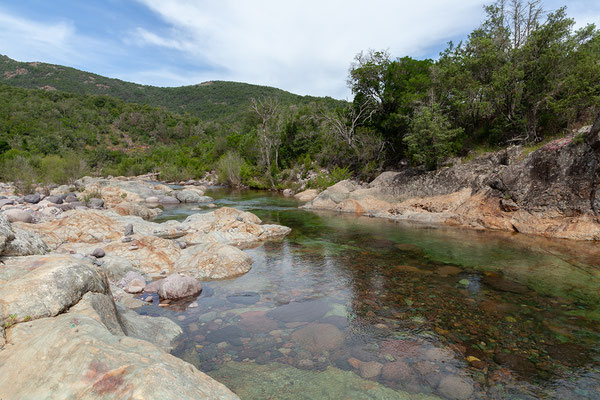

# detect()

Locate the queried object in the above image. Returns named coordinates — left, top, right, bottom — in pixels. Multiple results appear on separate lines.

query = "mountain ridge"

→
left=0, top=54, right=344, bottom=122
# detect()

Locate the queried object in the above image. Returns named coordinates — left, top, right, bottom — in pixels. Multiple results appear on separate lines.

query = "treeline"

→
left=347, top=0, right=600, bottom=169
left=0, top=82, right=353, bottom=190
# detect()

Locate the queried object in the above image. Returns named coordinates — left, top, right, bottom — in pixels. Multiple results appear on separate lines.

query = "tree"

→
left=403, top=103, right=463, bottom=170
left=250, top=97, right=281, bottom=170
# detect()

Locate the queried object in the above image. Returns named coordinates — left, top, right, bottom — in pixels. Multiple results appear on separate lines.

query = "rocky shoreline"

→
left=0, top=177, right=291, bottom=399
left=301, top=123, right=600, bottom=241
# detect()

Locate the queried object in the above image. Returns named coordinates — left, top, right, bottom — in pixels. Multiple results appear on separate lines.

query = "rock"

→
left=282, top=188, right=294, bottom=197
left=64, top=194, right=79, bottom=203
left=124, top=223, right=134, bottom=236
left=2, top=228, right=49, bottom=256
left=117, top=304, right=183, bottom=351
left=499, top=198, right=519, bottom=212
left=238, top=311, right=278, bottom=334
left=92, top=235, right=181, bottom=276
left=483, top=274, right=529, bottom=294
left=145, top=196, right=160, bottom=203
left=267, top=300, right=330, bottom=323
left=226, top=292, right=260, bottom=305
left=23, top=193, right=41, bottom=204
left=381, top=361, right=413, bottom=381
left=97, top=256, right=137, bottom=281
left=3, top=209, right=33, bottom=223
left=0, top=296, right=239, bottom=399
left=290, top=323, right=344, bottom=353
left=173, top=242, right=253, bottom=280
left=206, top=325, right=249, bottom=343
left=87, top=197, right=104, bottom=208
left=113, top=201, right=161, bottom=220
left=44, top=195, right=63, bottom=204
left=117, top=271, right=146, bottom=294
left=358, top=361, right=383, bottom=379
left=159, top=195, right=180, bottom=204
left=0, top=254, right=109, bottom=323
left=175, top=189, right=209, bottom=203
left=294, top=189, right=319, bottom=202
left=210, top=362, right=404, bottom=399
left=91, top=248, right=105, bottom=258
left=181, top=207, right=291, bottom=247
left=0, top=200, right=15, bottom=210
left=437, top=375, right=474, bottom=400
left=156, top=273, right=202, bottom=300
left=14, top=210, right=123, bottom=248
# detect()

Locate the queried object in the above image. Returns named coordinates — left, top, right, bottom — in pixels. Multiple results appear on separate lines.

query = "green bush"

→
left=217, top=151, right=243, bottom=187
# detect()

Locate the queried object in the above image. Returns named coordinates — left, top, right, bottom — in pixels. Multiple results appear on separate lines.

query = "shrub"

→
left=217, top=151, right=243, bottom=187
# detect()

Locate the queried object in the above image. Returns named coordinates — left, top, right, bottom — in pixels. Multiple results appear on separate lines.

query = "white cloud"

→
left=0, top=9, right=77, bottom=62
left=132, top=0, right=490, bottom=98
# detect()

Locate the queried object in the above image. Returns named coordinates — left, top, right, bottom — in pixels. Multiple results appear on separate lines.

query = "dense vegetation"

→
left=0, top=55, right=342, bottom=122
left=0, top=0, right=598, bottom=192
left=348, top=1, right=600, bottom=168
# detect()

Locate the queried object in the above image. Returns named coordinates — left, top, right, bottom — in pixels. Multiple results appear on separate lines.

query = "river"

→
left=140, top=189, right=600, bottom=399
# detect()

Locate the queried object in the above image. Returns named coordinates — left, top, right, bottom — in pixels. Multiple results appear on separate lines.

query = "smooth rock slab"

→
left=0, top=311, right=239, bottom=400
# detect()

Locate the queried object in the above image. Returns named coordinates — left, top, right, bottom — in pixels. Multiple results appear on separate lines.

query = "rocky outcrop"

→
left=15, top=206, right=290, bottom=278
left=0, top=253, right=239, bottom=399
left=181, top=207, right=292, bottom=247
left=305, top=126, right=600, bottom=240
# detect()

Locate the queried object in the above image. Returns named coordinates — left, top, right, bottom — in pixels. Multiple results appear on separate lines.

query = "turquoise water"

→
left=143, top=189, right=600, bottom=399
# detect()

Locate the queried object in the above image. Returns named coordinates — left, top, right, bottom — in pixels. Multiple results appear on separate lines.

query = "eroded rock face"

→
left=0, top=300, right=238, bottom=400
left=304, top=127, right=600, bottom=240
left=0, top=254, right=109, bottom=324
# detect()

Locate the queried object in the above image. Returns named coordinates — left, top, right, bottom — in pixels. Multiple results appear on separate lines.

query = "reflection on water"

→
left=141, top=190, right=600, bottom=399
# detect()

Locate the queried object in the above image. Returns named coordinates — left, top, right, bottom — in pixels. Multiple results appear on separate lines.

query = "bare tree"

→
left=250, top=97, right=281, bottom=181
left=317, top=100, right=378, bottom=153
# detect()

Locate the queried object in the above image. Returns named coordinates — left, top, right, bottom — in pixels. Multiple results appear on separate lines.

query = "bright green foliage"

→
left=403, top=104, right=464, bottom=170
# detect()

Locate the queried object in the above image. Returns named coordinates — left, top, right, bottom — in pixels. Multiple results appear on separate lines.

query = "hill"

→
left=0, top=55, right=344, bottom=122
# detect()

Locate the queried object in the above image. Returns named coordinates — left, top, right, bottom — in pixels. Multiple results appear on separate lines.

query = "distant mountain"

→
left=0, top=55, right=344, bottom=122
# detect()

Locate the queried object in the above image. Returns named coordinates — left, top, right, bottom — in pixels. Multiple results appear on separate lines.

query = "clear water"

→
left=141, top=189, right=600, bottom=399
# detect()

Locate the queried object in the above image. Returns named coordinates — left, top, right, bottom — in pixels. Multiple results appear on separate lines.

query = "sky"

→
left=0, top=0, right=599, bottom=99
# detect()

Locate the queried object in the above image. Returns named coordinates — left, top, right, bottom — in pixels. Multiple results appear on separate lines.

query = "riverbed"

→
left=141, top=189, right=600, bottom=399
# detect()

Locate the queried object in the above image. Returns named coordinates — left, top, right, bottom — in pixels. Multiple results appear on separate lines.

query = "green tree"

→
left=403, top=103, right=463, bottom=170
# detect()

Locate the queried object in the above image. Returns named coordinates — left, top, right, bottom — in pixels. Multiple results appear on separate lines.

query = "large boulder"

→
left=294, top=189, right=319, bottom=202
left=174, top=189, right=211, bottom=203
left=181, top=207, right=291, bottom=247
left=155, top=273, right=203, bottom=300
left=174, top=242, right=253, bottom=280
left=3, top=208, right=33, bottom=223
left=0, top=293, right=239, bottom=400
left=102, top=236, right=181, bottom=277
left=2, top=228, right=49, bottom=256
left=0, top=254, right=109, bottom=324
left=13, top=210, right=123, bottom=248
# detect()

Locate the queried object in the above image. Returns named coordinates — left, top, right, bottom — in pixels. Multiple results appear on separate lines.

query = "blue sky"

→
left=1, top=0, right=599, bottom=99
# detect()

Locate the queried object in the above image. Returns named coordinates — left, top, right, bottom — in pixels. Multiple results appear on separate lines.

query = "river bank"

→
left=0, top=177, right=291, bottom=399
left=302, top=123, right=600, bottom=241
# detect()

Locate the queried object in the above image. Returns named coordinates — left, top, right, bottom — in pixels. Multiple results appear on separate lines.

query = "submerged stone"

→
left=267, top=300, right=330, bottom=323
left=209, top=361, right=440, bottom=400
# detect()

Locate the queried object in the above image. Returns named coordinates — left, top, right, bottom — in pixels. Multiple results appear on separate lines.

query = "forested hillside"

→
left=0, top=0, right=598, bottom=192
left=0, top=55, right=343, bottom=122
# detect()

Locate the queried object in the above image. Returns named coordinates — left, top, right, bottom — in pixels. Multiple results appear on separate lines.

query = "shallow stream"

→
left=141, top=189, right=600, bottom=399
